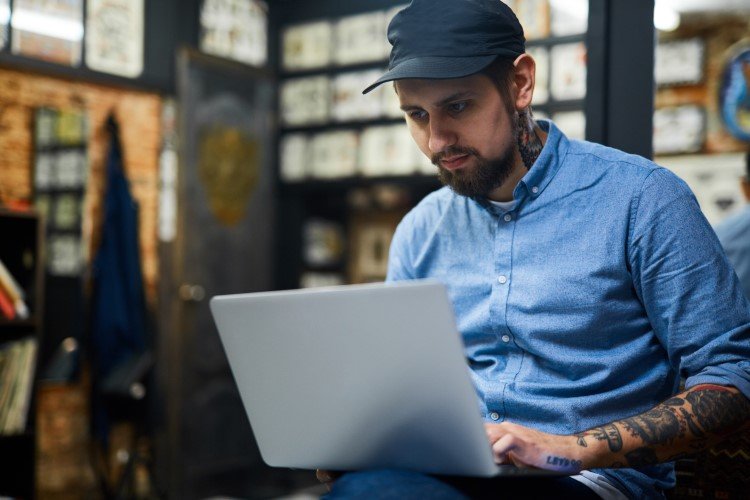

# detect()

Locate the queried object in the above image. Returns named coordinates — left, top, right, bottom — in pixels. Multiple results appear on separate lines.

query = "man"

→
left=715, top=151, right=750, bottom=301
left=320, top=1, right=750, bottom=498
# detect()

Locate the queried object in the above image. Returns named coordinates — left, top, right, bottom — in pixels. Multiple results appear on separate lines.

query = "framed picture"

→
left=550, top=42, right=587, bottom=101
left=549, top=0, right=588, bottom=37
left=509, top=0, right=549, bottom=40
left=348, top=212, right=404, bottom=283
left=308, top=131, right=359, bottom=179
left=12, top=0, right=84, bottom=66
left=279, top=134, right=309, bottom=182
left=331, top=70, right=384, bottom=122
left=655, top=38, right=705, bottom=86
left=199, top=0, right=268, bottom=67
left=86, top=0, right=144, bottom=77
left=333, top=11, right=388, bottom=66
left=653, top=105, right=706, bottom=155
left=360, top=125, right=417, bottom=177
left=280, top=76, right=330, bottom=126
left=303, top=218, right=346, bottom=267
left=282, top=20, right=332, bottom=71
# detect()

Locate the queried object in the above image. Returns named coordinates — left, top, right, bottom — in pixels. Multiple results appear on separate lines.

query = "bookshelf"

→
left=0, top=208, right=45, bottom=499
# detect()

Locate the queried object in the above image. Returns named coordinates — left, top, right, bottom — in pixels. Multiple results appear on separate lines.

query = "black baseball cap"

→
left=362, top=0, right=525, bottom=94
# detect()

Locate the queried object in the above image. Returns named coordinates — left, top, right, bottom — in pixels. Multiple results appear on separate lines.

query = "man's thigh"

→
left=324, top=469, right=602, bottom=499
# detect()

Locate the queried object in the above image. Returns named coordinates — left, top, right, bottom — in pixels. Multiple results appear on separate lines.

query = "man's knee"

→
left=324, top=469, right=468, bottom=499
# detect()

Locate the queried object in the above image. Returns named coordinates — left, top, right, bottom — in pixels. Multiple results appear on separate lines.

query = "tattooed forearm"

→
left=576, top=424, right=623, bottom=452
left=575, top=384, right=750, bottom=469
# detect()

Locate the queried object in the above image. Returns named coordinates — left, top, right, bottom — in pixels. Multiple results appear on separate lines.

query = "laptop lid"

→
left=210, top=280, right=500, bottom=476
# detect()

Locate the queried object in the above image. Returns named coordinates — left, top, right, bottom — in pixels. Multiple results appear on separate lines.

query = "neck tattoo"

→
left=517, top=107, right=543, bottom=170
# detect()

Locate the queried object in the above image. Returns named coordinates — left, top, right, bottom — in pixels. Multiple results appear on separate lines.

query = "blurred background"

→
left=0, top=0, right=749, bottom=498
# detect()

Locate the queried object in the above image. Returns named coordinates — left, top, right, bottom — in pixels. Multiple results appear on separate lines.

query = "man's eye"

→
left=449, top=102, right=467, bottom=113
left=409, top=110, right=428, bottom=120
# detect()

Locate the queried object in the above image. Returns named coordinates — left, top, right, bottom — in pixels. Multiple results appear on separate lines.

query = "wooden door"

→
left=157, top=50, right=304, bottom=499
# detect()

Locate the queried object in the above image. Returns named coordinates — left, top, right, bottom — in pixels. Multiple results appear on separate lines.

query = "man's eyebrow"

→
left=399, top=91, right=477, bottom=111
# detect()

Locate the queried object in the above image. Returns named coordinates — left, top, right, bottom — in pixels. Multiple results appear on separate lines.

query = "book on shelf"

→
left=0, top=258, right=30, bottom=320
left=0, top=286, right=15, bottom=320
left=0, top=337, right=38, bottom=435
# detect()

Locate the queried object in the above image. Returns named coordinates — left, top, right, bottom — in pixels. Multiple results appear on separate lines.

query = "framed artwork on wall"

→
left=199, top=0, right=268, bottom=67
left=12, top=0, right=84, bottom=66
left=282, top=20, right=332, bottom=71
left=653, top=105, right=706, bottom=155
left=655, top=38, right=705, bottom=87
left=85, top=0, right=144, bottom=77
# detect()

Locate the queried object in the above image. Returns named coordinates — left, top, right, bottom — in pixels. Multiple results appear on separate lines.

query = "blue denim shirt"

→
left=716, top=206, right=750, bottom=302
left=386, top=121, right=750, bottom=498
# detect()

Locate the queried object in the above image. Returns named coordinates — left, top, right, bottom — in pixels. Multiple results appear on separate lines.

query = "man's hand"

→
left=316, top=469, right=342, bottom=492
left=484, top=422, right=589, bottom=473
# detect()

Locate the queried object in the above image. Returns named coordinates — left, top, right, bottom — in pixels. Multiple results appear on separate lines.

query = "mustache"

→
left=431, top=146, right=480, bottom=166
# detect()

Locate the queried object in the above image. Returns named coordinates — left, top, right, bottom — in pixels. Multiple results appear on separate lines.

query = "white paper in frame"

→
left=282, top=20, right=332, bottom=71
left=12, top=0, right=83, bottom=66
left=550, top=42, right=587, bottom=101
left=333, top=11, right=388, bottom=66
left=200, top=0, right=268, bottom=67
left=308, top=131, right=358, bottom=179
left=653, top=105, right=705, bottom=155
left=655, top=38, right=705, bottom=86
left=360, top=125, right=418, bottom=177
left=280, top=76, right=330, bottom=126
left=86, top=0, right=144, bottom=77
left=280, top=134, right=309, bottom=182
left=332, top=70, right=384, bottom=122
left=509, top=0, right=550, bottom=40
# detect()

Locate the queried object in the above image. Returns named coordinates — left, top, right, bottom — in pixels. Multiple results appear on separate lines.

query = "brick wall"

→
left=0, top=67, right=162, bottom=303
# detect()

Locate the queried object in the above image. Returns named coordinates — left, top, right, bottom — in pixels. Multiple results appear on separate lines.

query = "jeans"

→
left=323, top=469, right=602, bottom=499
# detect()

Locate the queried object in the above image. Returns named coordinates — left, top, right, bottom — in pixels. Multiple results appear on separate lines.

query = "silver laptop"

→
left=210, top=279, right=553, bottom=477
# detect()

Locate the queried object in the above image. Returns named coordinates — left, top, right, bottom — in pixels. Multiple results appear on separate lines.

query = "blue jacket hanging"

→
left=91, top=116, right=148, bottom=433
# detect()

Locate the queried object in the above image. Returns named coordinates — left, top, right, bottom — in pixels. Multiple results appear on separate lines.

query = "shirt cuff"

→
left=685, top=361, right=750, bottom=401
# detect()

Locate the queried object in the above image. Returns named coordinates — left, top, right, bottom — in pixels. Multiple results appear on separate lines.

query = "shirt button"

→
left=497, top=275, right=508, bottom=284
left=503, top=214, right=512, bottom=222
left=531, top=186, right=539, bottom=194
left=490, top=412, right=500, bottom=421
left=501, top=335, right=511, bottom=343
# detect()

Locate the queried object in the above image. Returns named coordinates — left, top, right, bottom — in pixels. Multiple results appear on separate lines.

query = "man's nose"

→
left=428, top=117, right=457, bottom=154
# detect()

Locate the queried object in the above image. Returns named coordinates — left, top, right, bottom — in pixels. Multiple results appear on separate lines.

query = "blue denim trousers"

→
left=322, top=469, right=602, bottom=499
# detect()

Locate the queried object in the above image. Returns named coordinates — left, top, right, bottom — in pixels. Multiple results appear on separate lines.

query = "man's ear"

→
left=512, top=54, right=535, bottom=110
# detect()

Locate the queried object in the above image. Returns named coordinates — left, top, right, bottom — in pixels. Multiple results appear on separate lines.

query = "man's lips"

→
left=440, top=154, right=470, bottom=170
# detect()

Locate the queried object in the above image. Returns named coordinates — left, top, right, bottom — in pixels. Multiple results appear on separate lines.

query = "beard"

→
left=433, top=110, right=520, bottom=198
left=433, top=141, right=517, bottom=198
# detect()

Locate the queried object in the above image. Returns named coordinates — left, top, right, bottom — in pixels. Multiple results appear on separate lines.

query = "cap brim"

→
left=362, top=54, right=499, bottom=94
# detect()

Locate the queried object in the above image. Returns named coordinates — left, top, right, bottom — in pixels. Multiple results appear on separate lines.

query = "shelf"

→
left=0, top=318, right=38, bottom=330
left=281, top=59, right=388, bottom=79
left=279, top=174, right=441, bottom=194
left=281, top=116, right=404, bottom=134
left=526, top=33, right=586, bottom=47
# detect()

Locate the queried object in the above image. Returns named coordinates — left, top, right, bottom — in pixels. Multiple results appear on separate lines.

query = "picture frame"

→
left=653, top=105, right=706, bottom=155
left=86, top=0, right=144, bottom=77
left=12, top=0, right=84, bottom=66
left=280, top=76, right=330, bottom=126
left=550, top=42, right=587, bottom=101
left=199, top=0, right=268, bottom=67
left=333, top=11, right=387, bottom=66
left=282, top=20, right=332, bottom=71
left=655, top=38, right=705, bottom=87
